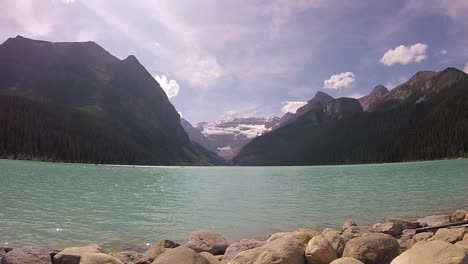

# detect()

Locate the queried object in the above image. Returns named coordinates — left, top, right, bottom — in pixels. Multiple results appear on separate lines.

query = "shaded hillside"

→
left=0, top=36, right=221, bottom=165
left=234, top=68, right=468, bottom=165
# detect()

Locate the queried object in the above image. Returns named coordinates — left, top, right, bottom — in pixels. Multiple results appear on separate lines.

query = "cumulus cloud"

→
left=464, top=63, right=468, bottom=74
left=440, top=50, right=448, bottom=54
left=154, top=75, right=180, bottom=98
left=281, top=101, right=307, bottom=114
left=380, top=43, right=428, bottom=66
left=323, top=72, right=355, bottom=90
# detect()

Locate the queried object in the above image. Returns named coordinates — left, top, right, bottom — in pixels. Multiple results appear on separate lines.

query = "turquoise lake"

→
left=0, top=158, right=467, bottom=250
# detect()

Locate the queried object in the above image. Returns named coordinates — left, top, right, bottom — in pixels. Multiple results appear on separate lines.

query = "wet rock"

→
left=417, top=215, right=450, bottom=227
left=342, top=220, right=357, bottom=231
left=342, top=233, right=400, bottom=264
left=330, top=257, right=364, bottom=264
left=152, top=246, right=210, bottom=264
left=79, top=253, right=123, bottom=264
left=391, top=240, right=468, bottom=264
left=185, top=231, right=228, bottom=255
left=141, top=240, right=180, bottom=263
left=429, top=227, right=467, bottom=243
left=221, top=239, right=266, bottom=264
left=371, top=222, right=403, bottom=236
left=54, top=244, right=102, bottom=264
left=305, top=235, right=337, bottom=264
left=153, top=240, right=179, bottom=249
left=2, top=246, right=54, bottom=264
left=228, top=234, right=307, bottom=264
left=387, top=218, right=420, bottom=230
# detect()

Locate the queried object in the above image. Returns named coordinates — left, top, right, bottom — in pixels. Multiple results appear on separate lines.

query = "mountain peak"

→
left=124, top=54, right=140, bottom=64
left=3, top=35, right=50, bottom=46
left=369, top=85, right=389, bottom=96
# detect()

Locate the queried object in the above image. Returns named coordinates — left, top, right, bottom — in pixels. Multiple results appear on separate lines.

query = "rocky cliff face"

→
left=358, top=85, right=389, bottom=111
left=0, top=36, right=220, bottom=165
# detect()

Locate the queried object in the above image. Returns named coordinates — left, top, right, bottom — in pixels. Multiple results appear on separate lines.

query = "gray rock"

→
left=417, top=215, right=451, bottom=227
left=322, top=231, right=347, bottom=257
left=79, top=253, right=124, bottom=264
left=342, top=233, right=400, bottom=264
left=429, top=227, right=468, bottom=243
left=221, top=239, right=266, bottom=264
left=185, top=231, right=228, bottom=255
left=54, top=244, right=102, bottom=264
left=305, top=235, right=337, bottom=264
left=371, top=222, right=403, bottom=236
left=3, top=246, right=54, bottom=264
left=391, top=240, right=468, bottom=264
left=386, top=218, right=420, bottom=230
left=342, top=220, right=357, bottom=231
left=152, top=246, right=210, bottom=264
left=228, top=234, right=307, bottom=264
left=330, top=257, right=364, bottom=264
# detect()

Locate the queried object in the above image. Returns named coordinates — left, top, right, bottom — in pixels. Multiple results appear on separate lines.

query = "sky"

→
left=1, top=0, right=468, bottom=123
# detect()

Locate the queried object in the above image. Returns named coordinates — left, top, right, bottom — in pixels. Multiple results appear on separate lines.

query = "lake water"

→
left=0, top=158, right=467, bottom=250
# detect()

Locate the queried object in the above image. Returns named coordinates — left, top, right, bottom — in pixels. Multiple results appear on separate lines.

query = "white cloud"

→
left=281, top=101, right=307, bottom=114
left=62, top=0, right=76, bottom=4
left=379, top=43, right=428, bottom=66
left=385, top=76, right=409, bottom=90
left=323, top=72, right=355, bottom=90
left=154, top=75, right=180, bottom=98
left=345, top=93, right=365, bottom=99
left=464, top=63, right=468, bottom=74
left=440, top=50, right=448, bottom=54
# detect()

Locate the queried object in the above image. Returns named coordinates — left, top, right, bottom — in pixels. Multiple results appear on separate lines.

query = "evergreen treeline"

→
left=0, top=95, right=167, bottom=164
left=234, top=80, right=468, bottom=165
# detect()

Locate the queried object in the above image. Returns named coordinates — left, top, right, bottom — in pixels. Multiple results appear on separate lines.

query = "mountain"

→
left=358, top=85, right=389, bottom=111
left=189, top=117, right=279, bottom=160
left=0, top=35, right=221, bottom=165
left=233, top=67, right=468, bottom=165
left=275, top=91, right=334, bottom=128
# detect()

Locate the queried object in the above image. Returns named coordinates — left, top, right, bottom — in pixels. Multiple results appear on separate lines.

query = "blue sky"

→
left=1, top=0, right=468, bottom=123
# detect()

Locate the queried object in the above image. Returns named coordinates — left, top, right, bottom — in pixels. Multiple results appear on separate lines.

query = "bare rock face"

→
left=54, top=244, right=102, bottom=264
left=185, top=231, right=229, bottom=255
left=417, top=215, right=451, bottom=227
left=79, top=253, right=124, bottom=264
left=330, top=257, right=364, bottom=264
left=429, top=228, right=468, bottom=243
left=358, top=85, right=389, bottom=111
left=221, top=239, right=266, bottom=264
left=152, top=246, right=210, bottom=264
left=2, top=246, right=54, bottom=264
left=326, top=98, right=363, bottom=119
left=228, top=234, right=307, bottom=264
left=391, top=240, right=468, bottom=264
left=371, top=222, right=403, bottom=236
left=342, top=233, right=400, bottom=264
left=305, top=235, right=337, bottom=264
left=386, top=218, right=421, bottom=230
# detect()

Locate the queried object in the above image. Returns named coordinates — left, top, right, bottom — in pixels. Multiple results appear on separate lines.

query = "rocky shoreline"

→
left=1, top=209, right=467, bottom=264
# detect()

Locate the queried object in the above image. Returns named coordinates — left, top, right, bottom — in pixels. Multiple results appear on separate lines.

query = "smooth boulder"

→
left=152, top=246, right=210, bottom=264
left=391, top=240, right=468, bottom=264
left=80, top=253, right=123, bottom=264
left=429, top=228, right=467, bottom=243
left=305, top=235, right=337, bottom=264
left=2, top=246, right=53, bottom=264
left=228, top=234, right=307, bottom=264
left=185, top=231, right=228, bottom=255
left=456, top=240, right=468, bottom=253
left=342, top=233, right=400, bottom=264
left=417, top=215, right=450, bottom=227
left=371, top=222, right=403, bottom=236
left=221, top=239, right=266, bottom=264
left=54, top=244, right=102, bottom=264
left=323, top=231, right=347, bottom=257
left=330, top=257, right=364, bottom=264
left=199, top=252, right=220, bottom=264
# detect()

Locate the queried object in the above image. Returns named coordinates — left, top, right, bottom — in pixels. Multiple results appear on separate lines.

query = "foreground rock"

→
left=417, top=215, right=451, bottom=227
left=343, top=233, right=400, bottom=264
left=456, top=240, right=468, bottom=253
left=54, top=244, right=102, bottom=264
left=199, top=252, right=220, bottom=264
left=221, top=239, right=266, bottom=264
left=371, top=222, right=403, bottom=236
left=429, top=227, right=467, bottom=243
left=391, top=240, right=468, bottom=264
left=152, top=246, right=210, bottom=264
left=330, top=257, right=364, bottom=264
left=109, top=251, right=150, bottom=264
left=80, top=253, right=123, bottom=264
left=2, top=246, right=54, bottom=264
left=305, top=235, right=337, bottom=264
left=185, top=231, right=228, bottom=255
left=228, top=233, right=307, bottom=264
left=0, top=248, right=5, bottom=262
left=322, top=230, right=347, bottom=257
